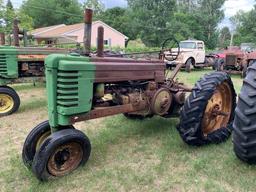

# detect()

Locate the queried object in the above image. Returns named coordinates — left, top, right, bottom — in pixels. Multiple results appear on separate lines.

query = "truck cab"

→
left=165, top=40, right=207, bottom=72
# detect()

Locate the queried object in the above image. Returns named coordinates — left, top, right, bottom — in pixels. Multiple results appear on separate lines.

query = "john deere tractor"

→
left=0, top=46, right=68, bottom=116
left=21, top=9, right=237, bottom=181
left=21, top=52, right=236, bottom=180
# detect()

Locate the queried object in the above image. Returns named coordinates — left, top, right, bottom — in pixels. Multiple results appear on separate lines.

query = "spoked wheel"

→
left=32, top=129, right=91, bottom=181
left=0, top=86, right=20, bottom=116
left=22, top=121, right=74, bottom=168
left=202, top=81, right=233, bottom=136
left=177, top=72, right=236, bottom=146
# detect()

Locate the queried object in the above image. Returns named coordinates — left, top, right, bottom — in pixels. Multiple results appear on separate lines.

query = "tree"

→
left=193, top=0, right=226, bottom=49
left=218, top=27, right=231, bottom=48
left=127, top=0, right=177, bottom=47
left=98, top=7, right=138, bottom=40
left=4, top=0, right=16, bottom=33
left=21, top=0, right=83, bottom=28
left=231, top=5, right=256, bottom=45
left=83, top=0, right=105, bottom=17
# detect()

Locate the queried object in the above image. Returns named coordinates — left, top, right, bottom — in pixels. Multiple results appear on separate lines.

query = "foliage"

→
left=21, top=0, right=83, bottom=28
left=231, top=5, right=256, bottom=45
left=83, top=0, right=105, bottom=17
left=127, top=0, right=177, bottom=47
left=218, top=27, right=231, bottom=48
left=4, top=0, right=15, bottom=33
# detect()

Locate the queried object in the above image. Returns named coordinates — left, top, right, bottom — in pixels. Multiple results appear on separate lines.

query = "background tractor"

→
left=0, top=20, right=72, bottom=116
left=215, top=44, right=256, bottom=78
left=22, top=9, right=237, bottom=181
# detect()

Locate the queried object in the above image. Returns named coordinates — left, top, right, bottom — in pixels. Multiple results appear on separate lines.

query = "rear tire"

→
left=233, top=62, right=256, bottom=164
left=0, top=86, right=20, bottom=116
left=177, top=72, right=236, bottom=146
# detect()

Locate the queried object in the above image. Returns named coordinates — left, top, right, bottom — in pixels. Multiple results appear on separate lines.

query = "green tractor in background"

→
left=0, top=46, right=68, bottom=116
left=0, top=18, right=71, bottom=116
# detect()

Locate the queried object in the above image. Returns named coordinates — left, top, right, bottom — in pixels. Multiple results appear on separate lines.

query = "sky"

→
left=221, top=0, right=254, bottom=28
left=6, top=0, right=255, bottom=28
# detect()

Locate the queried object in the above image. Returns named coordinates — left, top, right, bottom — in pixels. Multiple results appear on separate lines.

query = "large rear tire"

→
left=177, top=72, right=236, bottom=146
left=233, top=62, right=256, bottom=164
left=0, top=86, right=20, bottom=116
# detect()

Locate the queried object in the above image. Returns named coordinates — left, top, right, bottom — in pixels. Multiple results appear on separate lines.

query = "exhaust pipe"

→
left=13, top=18, right=20, bottom=47
left=97, top=26, right=104, bottom=57
left=83, top=8, right=93, bottom=56
left=0, top=32, right=5, bottom=45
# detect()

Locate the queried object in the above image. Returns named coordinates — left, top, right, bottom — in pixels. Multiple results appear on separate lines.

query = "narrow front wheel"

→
left=32, top=129, right=91, bottom=181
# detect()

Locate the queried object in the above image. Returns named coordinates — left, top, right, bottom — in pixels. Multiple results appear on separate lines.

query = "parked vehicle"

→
left=215, top=44, right=256, bottom=78
left=22, top=9, right=237, bottom=181
left=165, top=40, right=215, bottom=72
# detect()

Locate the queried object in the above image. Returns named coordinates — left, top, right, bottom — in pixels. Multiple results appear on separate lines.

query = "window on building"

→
left=104, top=40, right=109, bottom=45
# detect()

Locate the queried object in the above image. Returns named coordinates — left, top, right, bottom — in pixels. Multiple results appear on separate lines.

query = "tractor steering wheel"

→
left=161, top=38, right=180, bottom=61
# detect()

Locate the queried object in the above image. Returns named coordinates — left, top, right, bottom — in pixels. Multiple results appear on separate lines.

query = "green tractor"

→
left=22, top=9, right=237, bottom=181
left=22, top=52, right=236, bottom=181
left=0, top=46, right=67, bottom=116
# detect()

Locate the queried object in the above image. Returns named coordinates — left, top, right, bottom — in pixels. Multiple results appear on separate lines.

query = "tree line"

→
left=0, top=0, right=255, bottom=49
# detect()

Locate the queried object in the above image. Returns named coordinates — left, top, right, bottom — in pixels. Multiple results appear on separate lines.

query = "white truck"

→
left=165, top=40, right=215, bottom=72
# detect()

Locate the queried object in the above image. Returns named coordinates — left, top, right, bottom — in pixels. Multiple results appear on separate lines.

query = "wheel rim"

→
left=0, top=94, right=14, bottom=114
left=47, top=142, right=83, bottom=177
left=201, top=81, right=232, bottom=136
left=36, top=131, right=51, bottom=151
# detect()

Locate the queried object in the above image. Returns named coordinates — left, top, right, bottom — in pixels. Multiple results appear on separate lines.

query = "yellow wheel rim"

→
left=0, top=94, right=14, bottom=114
left=36, top=131, right=51, bottom=151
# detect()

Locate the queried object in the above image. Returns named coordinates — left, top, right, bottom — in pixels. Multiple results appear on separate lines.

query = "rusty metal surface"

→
left=16, top=47, right=68, bottom=54
left=225, top=54, right=237, bottom=66
left=13, top=18, right=19, bottom=47
left=84, top=9, right=93, bottom=55
left=97, top=26, right=104, bottom=57
left=92, top=58, right=165, bottom=83
left=70, top=103, right=147, bottom=123
left=169, top=62, right=183, bottom=80
left=17, top=55, right=47, bottom=61
left=0, top=33, right=5, bottom=45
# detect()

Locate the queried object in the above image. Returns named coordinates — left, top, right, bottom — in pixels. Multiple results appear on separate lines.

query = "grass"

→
left=0, top=68, right=251, bottom=192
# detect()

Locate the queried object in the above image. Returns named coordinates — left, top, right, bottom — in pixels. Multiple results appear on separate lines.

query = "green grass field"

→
left=1, top=69, right=255, bottom=192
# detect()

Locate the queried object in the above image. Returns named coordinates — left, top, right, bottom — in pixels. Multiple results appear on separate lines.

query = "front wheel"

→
left=177, top=72, right=236, bottom=146
left=22, top=121, right=75, bottom=168
left=32, top=129, right=91, bottom=181
left=185, top=58, right=193, bottom=73
left=0, top=86, right=20, bottom=116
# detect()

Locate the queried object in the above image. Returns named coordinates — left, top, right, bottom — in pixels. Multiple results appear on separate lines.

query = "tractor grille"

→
left=0, top=54, right=7, bottom=75
left=226, top=55, right=237, bottom=66
left=57, top=70, right=79, bottom=107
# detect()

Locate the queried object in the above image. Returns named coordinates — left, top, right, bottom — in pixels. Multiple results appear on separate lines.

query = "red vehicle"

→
left=214, top=45, right=256, bottom=78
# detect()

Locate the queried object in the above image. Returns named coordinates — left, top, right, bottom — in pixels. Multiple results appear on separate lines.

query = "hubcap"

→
left=202, top=81, right=232, bottom=136
left=47, top=142, right=83, bottom=177
left=0, top=94, right=14, bottom=114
